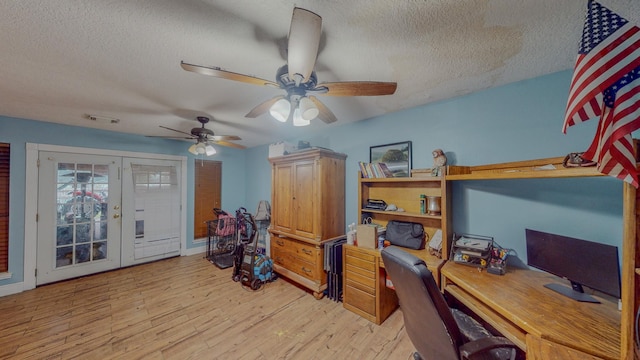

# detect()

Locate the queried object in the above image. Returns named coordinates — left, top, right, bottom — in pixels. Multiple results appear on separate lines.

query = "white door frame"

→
left=24, top=143, right=187, bottom=291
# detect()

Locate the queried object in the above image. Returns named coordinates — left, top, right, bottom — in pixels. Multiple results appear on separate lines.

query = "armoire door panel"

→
left=293, top=161, right=315, bottom=237
left=273, top=164, right=293, bottom=232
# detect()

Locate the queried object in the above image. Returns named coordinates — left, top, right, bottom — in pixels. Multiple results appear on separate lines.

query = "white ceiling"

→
left=2, top=1, right=640, bottom=148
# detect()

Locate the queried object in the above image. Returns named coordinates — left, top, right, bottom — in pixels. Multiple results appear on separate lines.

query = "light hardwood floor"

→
left=0, top=254, right=416, bottom=359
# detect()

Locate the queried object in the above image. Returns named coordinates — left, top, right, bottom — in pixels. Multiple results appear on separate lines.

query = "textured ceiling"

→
left=2, top=1, right=640, bottom=148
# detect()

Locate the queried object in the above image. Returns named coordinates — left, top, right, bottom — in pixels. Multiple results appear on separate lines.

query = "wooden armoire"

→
left=268, top=148, right=347, bottom=299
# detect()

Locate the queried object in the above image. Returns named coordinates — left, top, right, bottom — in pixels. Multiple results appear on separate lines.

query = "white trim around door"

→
left=22, top=143, right=187, bottom=293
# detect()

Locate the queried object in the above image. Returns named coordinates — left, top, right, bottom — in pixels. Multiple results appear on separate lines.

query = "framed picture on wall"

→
left=370, top=141, right=412, bottom=177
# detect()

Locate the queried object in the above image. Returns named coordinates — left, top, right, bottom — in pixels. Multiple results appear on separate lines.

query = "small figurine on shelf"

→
left=431, top=149, right=447, bottom=176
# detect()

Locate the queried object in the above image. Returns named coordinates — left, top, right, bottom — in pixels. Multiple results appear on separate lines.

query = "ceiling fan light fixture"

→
left=292, top=108, right=311, bottom=127
left=196, top=142, right=207, bottom=155
left=269, top=98, right=291, bottom=122
left=205, top=144, right=217, bottom=156
left=298, top=96, right=319, bottom=120
left=188, top=143, right=199, bottom=155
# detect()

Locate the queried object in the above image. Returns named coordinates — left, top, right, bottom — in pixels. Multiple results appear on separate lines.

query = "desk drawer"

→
left=345, top=254, right=376, bottom=273
left=345, top=260, right=375, bottom=276
left=345, top=247, right=376, bottom=262
left=345, top=272, right=375, bottom=294
left=344, top=284, right=376, bottom=315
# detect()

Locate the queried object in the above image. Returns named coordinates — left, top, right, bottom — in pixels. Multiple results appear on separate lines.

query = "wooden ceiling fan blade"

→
left=159, top=125, right=195, bottom=137
left=147, top=136, right=194, bottom=140
left=212, top=140, right=246, bottom=149
left=287, top=8, right=322, bottom=83
left=210, top=135, right=241, bottom=141
left=245, top=95, right=285, bottom=118
left=319, top=81, right=397, bottom=96
left=181, top=61, right=278, bottom=87
left=308, top=96, right=337, bottom=124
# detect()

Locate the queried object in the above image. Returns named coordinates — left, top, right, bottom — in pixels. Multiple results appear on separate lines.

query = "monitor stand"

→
left=544, top=283, right=600, bottom=303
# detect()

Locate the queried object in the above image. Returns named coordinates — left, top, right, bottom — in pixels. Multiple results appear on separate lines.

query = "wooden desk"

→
left=343, top=244, right=445, bottom=324
left=441, top=262, right=620, bottom=360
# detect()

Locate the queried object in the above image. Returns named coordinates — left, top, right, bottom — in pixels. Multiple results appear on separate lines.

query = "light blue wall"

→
left=244, top=70, right=624, bottom=266
left=0, top=116, right=246, bottom=286
left=244, top=144, right=272, bottom=212
left=0, top=69, right=627, bottom=289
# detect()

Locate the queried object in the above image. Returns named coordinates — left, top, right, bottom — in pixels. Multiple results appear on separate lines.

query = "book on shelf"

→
left=378, top=163, right=394, bottom=177
left=358, top=161, right=394, bottom=178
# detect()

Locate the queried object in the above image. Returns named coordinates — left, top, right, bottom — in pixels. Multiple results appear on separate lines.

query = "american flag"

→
left=563, top=0, right=640, bottom=187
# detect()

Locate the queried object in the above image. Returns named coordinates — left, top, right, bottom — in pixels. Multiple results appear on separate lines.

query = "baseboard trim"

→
left=184, top=244, right=206, bottom=257
left=0, top=281, right=26, bottom=297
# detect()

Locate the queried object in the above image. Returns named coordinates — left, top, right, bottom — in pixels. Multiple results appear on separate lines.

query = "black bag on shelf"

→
left=386, top=220, right=425, bottom=250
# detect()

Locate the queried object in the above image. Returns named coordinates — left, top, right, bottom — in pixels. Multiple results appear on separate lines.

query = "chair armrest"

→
left=459, top=336, right=517, bottom=360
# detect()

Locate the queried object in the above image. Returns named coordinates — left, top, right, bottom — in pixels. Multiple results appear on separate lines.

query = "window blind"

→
left=0, top=144, right=9, bottom=272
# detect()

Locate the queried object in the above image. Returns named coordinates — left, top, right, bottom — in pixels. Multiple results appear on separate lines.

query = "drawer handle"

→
left=301, top=249, right=312, bottom=255
left=301, top=267, right=312, bottom=274
left=275, top=256, right=283, bottom=263
left=276, top=240, right=285, bottom=246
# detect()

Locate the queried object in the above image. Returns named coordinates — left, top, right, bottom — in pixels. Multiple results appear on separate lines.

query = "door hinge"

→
left=37, top=158, right=40, bottom=167
left=36, top=213, right=38, bottom=222
left=35, top=268, right=37, bottom=277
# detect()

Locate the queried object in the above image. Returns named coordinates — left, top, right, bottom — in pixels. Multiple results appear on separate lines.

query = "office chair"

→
left=381, top=246, right=517, bottom=360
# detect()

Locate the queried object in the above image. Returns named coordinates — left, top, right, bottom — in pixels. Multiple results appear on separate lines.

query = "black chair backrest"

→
left=381, top=246, right=463, bottom=360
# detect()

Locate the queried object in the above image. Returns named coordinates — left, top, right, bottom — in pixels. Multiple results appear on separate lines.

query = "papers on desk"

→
left=428, top=229, right=443, bottom=251
left=455, top=237, right=491, bottom=251
left=452, top=233, right=493, bottom=268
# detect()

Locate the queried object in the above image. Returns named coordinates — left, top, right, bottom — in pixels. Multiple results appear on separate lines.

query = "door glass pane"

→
left=95, top=221, right=107, bottom=240
left=93, top=241, right=107, bottom=260
left=56, top=225, right=72, bottom=246
left=55, top=162, right=109, bottom=268
left=75, top=223, right=91, bottom=243
left=56, top=246, right=73, bottom=267
left=76, top=243, right=91, bottom=263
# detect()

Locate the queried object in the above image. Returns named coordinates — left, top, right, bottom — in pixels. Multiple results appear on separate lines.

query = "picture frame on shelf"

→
left=370, top=141, right=412, bottom=177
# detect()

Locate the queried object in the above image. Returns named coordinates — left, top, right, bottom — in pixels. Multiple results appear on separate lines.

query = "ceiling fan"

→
left=181, top=7, right=397, bottom=126
left=154, top=116, right=245, bottom=156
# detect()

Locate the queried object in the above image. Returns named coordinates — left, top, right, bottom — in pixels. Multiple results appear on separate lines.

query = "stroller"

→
left=232, top=207, right=276, bottom=290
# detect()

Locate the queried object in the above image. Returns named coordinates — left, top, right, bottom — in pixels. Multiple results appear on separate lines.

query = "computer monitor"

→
left=525, top=228, right=621, bottom=303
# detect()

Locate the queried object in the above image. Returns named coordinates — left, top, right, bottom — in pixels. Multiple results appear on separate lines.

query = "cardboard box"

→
left=269, top=142, right=296, bottom=158
left=357, top=224, right=378, bottom=249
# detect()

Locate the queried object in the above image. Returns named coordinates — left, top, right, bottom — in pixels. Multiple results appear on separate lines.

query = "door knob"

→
left=113, top=213, right=120, bottom=219
left=113, top=205, right=120, bottom=210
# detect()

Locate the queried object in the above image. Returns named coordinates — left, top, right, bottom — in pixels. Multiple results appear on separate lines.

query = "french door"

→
left=120, top=158, right=181, bottom=267
left=36, top=152, right=122, bottom=285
